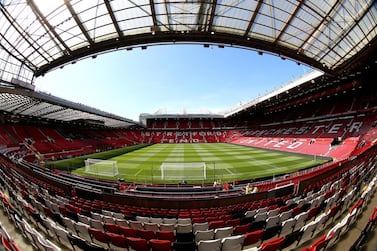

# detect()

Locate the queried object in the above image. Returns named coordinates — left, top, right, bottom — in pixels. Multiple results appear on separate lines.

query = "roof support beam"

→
left=35, top=31, right=327, bottom=77
left=274, top=0, right=304, bottom=44
left=0, top=3, right=49, bottom=65
left=0, top=34, right=35, bottom=71
left=207, top=0, right=217, bottom=32
left=244, top=0, right=263, bottom=37
left=196, top=0, right=206, bottom=32
left=164, top=0, right=172, bottom=31
left=28, top=0, right=72, bottom=56
left=149, top=0, right=158, bottom=31
left=318, top=1, right=374, bottom=67
left=64, top=0, right=94, bottom=46
left=298, top=0, right=342, bottom=55
left=104, top=0, right=123, bottom=39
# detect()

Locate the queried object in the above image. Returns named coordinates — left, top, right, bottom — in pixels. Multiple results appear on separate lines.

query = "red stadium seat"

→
left=126, top=237, right=149, bottom=251
left=149, top=239, right=172, bottom=251
left=260, top=236, right=286, bottom=251
left=243, top=229, right=264, bottom=248
left=106, top=233, right=128, bottom=250
left=156, top=230, right=175, bottom=242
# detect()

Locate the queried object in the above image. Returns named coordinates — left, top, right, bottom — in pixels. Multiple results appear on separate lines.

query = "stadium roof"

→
left=0, top=0, right=376, bottom=127
left=1, top=0, right=376, bottom=86
left=0, top=84, right=137, bottom=127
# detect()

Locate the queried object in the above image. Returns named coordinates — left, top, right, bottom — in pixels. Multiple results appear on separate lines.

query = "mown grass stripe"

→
left=72, top=143, right=328, bottom=184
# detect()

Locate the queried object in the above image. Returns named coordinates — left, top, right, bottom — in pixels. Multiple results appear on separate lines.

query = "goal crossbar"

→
left=84, top=158, right=119, bottom=177
left=160, top=162, right=206, bottom=180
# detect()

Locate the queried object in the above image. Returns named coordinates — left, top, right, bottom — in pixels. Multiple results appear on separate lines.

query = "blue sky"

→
left=34, top=45, right=312, bottom=121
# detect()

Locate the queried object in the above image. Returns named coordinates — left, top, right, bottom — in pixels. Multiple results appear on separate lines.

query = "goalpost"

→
left=160, top=162, right=207, bottom=181
left=84, top=158, right=119, bottom=177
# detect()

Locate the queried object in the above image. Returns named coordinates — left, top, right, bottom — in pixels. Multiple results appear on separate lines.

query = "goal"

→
left=160, top=162, right=206, bottom=181
left=84, top=158, right=119, bottom=177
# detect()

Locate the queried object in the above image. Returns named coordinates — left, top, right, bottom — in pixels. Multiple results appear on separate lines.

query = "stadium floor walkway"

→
left=1, top=189, right=376, bottom=251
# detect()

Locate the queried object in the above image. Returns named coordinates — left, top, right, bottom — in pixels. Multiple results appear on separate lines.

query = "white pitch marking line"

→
left=135, top=169, right=143, bottom=176
left=225, top=168, right=233, bottom=175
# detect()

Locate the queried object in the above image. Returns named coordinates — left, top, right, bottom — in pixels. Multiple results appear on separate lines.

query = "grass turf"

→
left=72, top=143, right=328, bottom=184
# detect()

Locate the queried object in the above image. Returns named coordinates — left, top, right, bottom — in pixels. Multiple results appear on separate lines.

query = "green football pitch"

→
left=73, top=143, right=328, bottom=184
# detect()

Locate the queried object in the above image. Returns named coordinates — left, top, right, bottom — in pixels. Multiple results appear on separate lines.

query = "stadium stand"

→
left=1, top=148, right=375, bottom=250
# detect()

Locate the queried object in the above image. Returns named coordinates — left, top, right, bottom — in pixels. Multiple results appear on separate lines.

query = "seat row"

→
left=299, top=171, right=376, bottom=251
left=0, top=213, right=20, bottom=251
left=349, top=205, right=377, bottom=250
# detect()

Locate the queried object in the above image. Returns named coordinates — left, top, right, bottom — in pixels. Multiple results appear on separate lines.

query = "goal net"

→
left=160, top=162, right=206, bottom=181
left=84, top=158, right=119, bottom=177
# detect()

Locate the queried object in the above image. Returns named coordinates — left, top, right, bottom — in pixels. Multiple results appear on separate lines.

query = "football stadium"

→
left=0, top=1, right=377, bottom=251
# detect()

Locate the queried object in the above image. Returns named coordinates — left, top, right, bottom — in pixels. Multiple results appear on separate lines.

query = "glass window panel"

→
left=305, top=40, right=323, bottom=58
left=118, top=17, right=153, bottom=32
left=250, top=23, right=276, bottom=40
left=44, top=6, right=72, bottom=29
left=33, top=0, right=64, bottom=17
left=306, top=0, right=335, bottom=17
left=214, top=16, right=249, bottom=31
left=280, top=31, right=306, bottom=48
left=154, top=2, right=167, bottom=16
left=283, top=15, right=313, bottom=36
left=324, top=50, right=341, bottom=65
left=349, top=25, right=365, bottom=43
left=110, top=0, right=143, bottom=14
left=333, top=41, right=348, bottom=58
left=213, top=24, right=245, bottom=36
left=89, top=24, right=118, bottom=42
left=217, top=5, right=252, bottom=22
left=85, top=15, right=115, bottom=39
left=361, top=12, right=377, bottom=38
left=170, top=14, right=198, bottom=26
left=115, top=7, right=150, bottom=24
left=57, top=23, right=87, bottom=46
left=46, top=46, right=65, bottom=61
left=123, top=27, right=151, bottom=36
left=253, top=14, right=285, bottom=38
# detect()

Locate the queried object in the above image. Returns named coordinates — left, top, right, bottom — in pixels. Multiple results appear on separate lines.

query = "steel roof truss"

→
left=318, top=0, right=375, bottom=67
left=207, top=0, right=217, bottom=32
left=28, top=0, right=71, bottom=56
left=274, top=0, right=304, bottom=44
left=104, top=0, right=123, bottom=39
left=64, top=0, right=94, bottom=46
left=244, top=0, right=263, bottom=37
left=0, top=2, right=50, bottom=64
